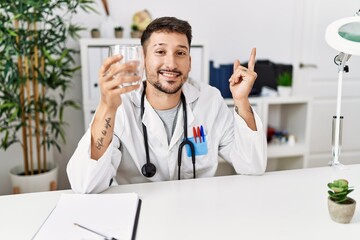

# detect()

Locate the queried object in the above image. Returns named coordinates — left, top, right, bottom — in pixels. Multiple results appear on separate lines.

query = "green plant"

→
left=131, top=24, right=139, bottom=32
left=276, top=71, right=292, bottom=87
left=91, top=28, right=99, bottom=32
left=328, top=179, right=354, bottom=204
left=114, top=26, right=123, bottom=31
left=0, top=0, right=96, bottom=175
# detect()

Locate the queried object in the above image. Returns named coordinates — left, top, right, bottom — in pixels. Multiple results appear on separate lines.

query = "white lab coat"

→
left=67, top=79, right=267, bottom=193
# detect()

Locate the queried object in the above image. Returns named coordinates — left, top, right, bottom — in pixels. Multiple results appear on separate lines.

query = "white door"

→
left=292, top=0, right=360, bottom=167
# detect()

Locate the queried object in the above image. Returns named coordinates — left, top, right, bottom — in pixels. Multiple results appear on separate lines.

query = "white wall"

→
left=1, top=0, right=359, bottom=194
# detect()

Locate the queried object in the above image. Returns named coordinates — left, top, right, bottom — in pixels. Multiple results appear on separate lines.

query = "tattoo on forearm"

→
left=234, top=105, right=254, bottom=116
left=105, top=117, right=111, bottom=129
left=96, top=117, right=112, bottom=150
left=96, top=137, right=104, bottom=150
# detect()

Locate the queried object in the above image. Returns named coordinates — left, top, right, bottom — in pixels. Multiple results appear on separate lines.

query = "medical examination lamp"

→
left=325, top=10, right=360, bottom=167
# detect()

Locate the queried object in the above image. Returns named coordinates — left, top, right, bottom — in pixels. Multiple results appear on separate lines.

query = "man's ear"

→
left=189, top=55, right=192, bottom=72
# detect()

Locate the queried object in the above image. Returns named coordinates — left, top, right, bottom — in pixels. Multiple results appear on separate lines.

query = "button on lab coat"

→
left=67, top=79, right=267, bottom=193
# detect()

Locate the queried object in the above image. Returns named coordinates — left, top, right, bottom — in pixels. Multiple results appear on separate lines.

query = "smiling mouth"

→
left=159, top=70, right=181, bottom=79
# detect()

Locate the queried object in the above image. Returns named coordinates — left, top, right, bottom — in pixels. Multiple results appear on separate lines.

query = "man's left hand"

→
left=229, top=48, right=257, bottom=100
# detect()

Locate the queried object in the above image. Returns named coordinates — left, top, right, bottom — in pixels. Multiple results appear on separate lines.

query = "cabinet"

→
left=225, top=96, right=311, bottom=172
left=80, top=38, right=209, bottom=130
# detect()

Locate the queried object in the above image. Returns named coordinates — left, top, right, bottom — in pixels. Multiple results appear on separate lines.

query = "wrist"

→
left=233, top=99, right=253, bottom=116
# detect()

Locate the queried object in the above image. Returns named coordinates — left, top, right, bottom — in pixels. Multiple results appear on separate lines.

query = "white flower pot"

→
left=328, top=197, right=356, bottom=224
left=277, top=86, right=292, bottom=97
left=9, top=162, right=58, bottom=194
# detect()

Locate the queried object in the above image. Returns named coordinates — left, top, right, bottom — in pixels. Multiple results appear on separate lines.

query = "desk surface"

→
left=1, top=164, right=359, bottom=240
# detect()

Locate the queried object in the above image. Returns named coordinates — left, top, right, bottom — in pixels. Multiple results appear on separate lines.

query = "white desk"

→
left=1, top=165, right=359, bottom=240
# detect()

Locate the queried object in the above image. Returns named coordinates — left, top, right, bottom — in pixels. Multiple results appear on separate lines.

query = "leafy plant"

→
left=276, top=71, right=292, bottom=87
left=0, top=0, right=96, bottom=175
left=131, top=24, right=139, bottom=32
left=114, top=26, right=123, bottom=31
left=328, top=179, right=354, bottom=204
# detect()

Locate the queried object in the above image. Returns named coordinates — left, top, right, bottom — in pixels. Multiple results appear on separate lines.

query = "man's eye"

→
left=155, top=50, right=165, bottom=55
left=177, top=51, right=187, bottom=56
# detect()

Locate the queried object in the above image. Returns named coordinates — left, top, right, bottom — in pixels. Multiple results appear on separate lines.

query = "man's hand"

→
left=98, top=55, right=141, bottom=112
left=229, top=48, right=257, bottom=101
left=228, top=48, right=258, bottom=130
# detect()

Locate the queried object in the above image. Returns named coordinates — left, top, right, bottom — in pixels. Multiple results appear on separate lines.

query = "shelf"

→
left=267, top=143, right=307, bottom=158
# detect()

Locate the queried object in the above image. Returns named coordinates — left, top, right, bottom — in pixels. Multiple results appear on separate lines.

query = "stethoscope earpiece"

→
left=141, top=162, right=157, bottom=178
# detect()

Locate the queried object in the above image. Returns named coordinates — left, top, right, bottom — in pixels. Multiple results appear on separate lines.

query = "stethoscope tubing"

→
left=141, top=82, right=196, bottom=179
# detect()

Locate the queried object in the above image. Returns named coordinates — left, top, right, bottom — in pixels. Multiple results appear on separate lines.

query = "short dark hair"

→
left=141, top=17, right=192, bottom=50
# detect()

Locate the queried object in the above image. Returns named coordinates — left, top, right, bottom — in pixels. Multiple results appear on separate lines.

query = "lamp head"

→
left=325, top=13, right=360, bottom=56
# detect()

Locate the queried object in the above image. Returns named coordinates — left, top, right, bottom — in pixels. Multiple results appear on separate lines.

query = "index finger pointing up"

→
left=248, top=48, right=256, bottom=71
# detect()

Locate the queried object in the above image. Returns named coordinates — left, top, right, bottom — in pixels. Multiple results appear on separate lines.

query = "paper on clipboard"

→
left=33, top=192, right=141, bottom=240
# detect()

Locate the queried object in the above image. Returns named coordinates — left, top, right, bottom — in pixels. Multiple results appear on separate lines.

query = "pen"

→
left=193, top=126, right=198, bottom=143
left=197, top=126, right=202, bottom=143
left=200, top=125, right=205, bottom=142
left=74, top=223, right=119, bottom=240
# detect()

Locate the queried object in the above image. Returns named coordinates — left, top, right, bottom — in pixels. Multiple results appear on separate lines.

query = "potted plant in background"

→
left=114, top=26, right=124, bottom=38
left=276, top=71, right=292, bottom=96
left=130, top=9, right=152, bottom=39
left=327, top=179, right=356, bottom=223
left=91, top=28, right=101, bottom=38
left=0, top=0, right=96, bottom=193
left=130, top=24, right=142, bottom=38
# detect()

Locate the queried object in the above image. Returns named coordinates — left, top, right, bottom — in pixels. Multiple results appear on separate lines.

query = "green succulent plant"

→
left=114, top=26, right=124, bottom=31
left=276, top=71, right=292, bottom=87
left=328, top=179, right=354, bottom=204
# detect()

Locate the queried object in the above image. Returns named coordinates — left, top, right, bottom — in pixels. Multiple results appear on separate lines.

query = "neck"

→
left=145, top=82, right=182, bottom=110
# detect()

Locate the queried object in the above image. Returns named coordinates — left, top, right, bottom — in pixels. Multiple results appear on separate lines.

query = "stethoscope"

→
left=140, top=82, right=196, bottom=180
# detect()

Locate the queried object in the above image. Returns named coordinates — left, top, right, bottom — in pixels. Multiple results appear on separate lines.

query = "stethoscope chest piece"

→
left=141, top=162, right=156, bottom=178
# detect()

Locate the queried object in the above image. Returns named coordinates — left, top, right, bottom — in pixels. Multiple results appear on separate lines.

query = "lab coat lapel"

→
left=169, top=102, right=195, bottom=149
left=142, top=98, right=168, bottom=147
left=169, top=82, right=199, bottom=149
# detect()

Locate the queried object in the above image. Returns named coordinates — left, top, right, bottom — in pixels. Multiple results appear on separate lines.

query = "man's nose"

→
left=164, top=54, right=177, bottom=69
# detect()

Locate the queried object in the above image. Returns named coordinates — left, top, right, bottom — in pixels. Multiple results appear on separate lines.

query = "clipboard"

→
left=32, top=193, right=142, bottom=240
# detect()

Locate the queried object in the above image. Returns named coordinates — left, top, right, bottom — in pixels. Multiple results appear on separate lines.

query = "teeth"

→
left=162, top=72, right=178, bottom=77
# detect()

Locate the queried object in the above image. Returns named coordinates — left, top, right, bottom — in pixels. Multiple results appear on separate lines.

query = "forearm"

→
left=233, top=99, right=257, bottom=131
left=91, top=103, right=117, bottom=160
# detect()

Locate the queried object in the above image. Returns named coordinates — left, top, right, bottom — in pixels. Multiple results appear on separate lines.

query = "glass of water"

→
left=108, top=44, right=144, bottom=87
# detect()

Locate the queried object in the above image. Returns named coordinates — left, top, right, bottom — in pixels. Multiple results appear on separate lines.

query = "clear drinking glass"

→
left=108, top=44, right=144, bottom=87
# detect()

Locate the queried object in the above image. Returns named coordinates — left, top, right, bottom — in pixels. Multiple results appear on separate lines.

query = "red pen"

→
left=197, top=126, right=202, bottom=143
left=193, top=127, right=197, bottom=143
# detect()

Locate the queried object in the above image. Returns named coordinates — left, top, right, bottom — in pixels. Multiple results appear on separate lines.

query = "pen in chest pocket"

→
left=192, top=125, right=206, bottom=143
left=200, top=125, right=205, bottom=142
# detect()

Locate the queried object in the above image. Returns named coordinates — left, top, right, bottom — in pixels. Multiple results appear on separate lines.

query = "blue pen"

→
left=200, top=125, right=205, bottom=142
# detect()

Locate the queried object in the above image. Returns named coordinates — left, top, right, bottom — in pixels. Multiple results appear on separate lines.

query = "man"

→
left=67, top=17, right=267, bottom=193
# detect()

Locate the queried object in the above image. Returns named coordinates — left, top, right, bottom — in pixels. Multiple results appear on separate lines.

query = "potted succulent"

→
left=130, top=10, right=152, bottom=39
left=0, top=0, right=95, bottom=193
left=114, top=26, right=124, bottom=38
left=91, top=28, right=101, bottom=38
left=327, top=179, right=356, bottom=223
left=276, top=71, right=292, bottom=96
left=130, top=24, right=142, bottom=38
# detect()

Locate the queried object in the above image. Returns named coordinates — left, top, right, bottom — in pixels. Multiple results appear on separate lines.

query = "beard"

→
left=146, top=69, right=188, bottom=95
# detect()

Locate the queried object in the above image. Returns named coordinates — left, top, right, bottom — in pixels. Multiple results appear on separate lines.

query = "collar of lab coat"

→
left=130, top=80, right=200, bottom=149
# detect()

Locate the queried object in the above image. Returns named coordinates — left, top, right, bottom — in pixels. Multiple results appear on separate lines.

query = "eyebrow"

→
left=153, top=43, right=189, bottom=51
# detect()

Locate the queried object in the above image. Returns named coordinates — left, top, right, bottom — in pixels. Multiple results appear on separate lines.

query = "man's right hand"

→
left=98, top=55, right=141, bottom=111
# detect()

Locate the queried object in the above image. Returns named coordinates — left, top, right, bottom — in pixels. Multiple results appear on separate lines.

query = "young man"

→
left=67, top=17, right=267, bottom=193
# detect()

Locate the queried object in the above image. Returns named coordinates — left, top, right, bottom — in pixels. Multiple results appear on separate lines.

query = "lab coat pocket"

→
left=185, top=136, right=208, bottom=157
